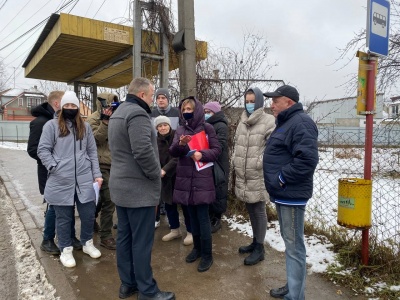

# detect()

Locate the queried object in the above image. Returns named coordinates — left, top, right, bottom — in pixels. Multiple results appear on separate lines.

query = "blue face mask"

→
left=204, top=113, right=211, bottom=120
left=246, top=103, right=255, bottom=114
left=183, top=112, right=194, bottom=120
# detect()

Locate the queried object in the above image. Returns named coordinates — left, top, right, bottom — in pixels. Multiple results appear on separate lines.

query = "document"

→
left=188, top=130, right=214, bottom=171
left=93, top=182, right=100, bottom=205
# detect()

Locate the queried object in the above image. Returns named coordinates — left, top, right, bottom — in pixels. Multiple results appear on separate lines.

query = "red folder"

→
left=188, top=131, right=209, bottom=151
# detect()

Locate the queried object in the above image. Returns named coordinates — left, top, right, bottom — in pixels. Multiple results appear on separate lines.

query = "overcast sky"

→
left=0, top=0, right=373, bottom=102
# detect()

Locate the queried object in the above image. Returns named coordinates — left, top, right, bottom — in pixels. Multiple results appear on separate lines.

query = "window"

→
left=18, top=98, right=23, bottom=106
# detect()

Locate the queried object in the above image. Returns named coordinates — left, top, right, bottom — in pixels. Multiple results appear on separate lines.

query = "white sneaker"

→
left=83, top=239, right=101, bottom=258
left=162, top=228, right=182, bottom=241
left=183, top=232, right=193, bottom=246
left=155, top=220, right=161, bottom=229
left=60, top=246, right=76, bottom=268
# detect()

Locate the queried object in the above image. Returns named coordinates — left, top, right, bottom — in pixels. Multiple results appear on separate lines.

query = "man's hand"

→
left=161, top=169, right=166, bottom=178
left=95, top=177, right=103, bottom=189
left=101, top=107, right=113, bottom=124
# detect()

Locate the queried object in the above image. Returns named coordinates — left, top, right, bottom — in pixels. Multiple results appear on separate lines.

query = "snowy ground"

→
left=0, top=141, right=398, bottom=299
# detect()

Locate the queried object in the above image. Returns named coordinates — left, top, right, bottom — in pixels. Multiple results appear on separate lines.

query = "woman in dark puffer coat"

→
left=169, top=96, right=221, bottom=272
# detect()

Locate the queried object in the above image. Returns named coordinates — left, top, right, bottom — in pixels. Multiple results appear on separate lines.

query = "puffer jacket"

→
left=37, top=116, right=102, bottom=206
left=232, top=87, right=276, bottom=203
left=169, top=97, right=221, bottom=206
left=87, top=92, right=118, bottom=169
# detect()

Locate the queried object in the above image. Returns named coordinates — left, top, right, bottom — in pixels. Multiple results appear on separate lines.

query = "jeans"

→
left=165, top=203, right=191, bottom=232
left=43, top=204, right=76, bottom=241
left=275, top=203, right=306, bottom=300
left=116, top=205, right=159, bottom=296
left=53, top=194, right=96, bottom=251
left=187, top=204, right=211, bottom=241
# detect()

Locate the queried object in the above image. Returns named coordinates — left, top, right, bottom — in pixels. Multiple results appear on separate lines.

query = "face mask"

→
left=246, top=103, right=255, bottom=114
left=204, top=113, right=211, bottom=120
left=183, top=112, right=194, bottom=120
left=62, top=109, right=78, bottom=120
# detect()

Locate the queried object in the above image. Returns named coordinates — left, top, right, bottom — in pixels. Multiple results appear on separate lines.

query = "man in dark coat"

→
left=204, top=101, right=229, bottom=233
left=263, top=85, right=319, bottom=300
left=151, top=88, right=180, bottom=130
left=27, top=90, right=81, bottom=254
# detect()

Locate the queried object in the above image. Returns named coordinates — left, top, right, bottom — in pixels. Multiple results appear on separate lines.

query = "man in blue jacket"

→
left=263, top=85, right=319, bottom=300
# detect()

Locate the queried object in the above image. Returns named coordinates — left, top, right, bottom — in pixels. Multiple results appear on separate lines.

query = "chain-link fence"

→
left=308, top=123, right=400, bottom=255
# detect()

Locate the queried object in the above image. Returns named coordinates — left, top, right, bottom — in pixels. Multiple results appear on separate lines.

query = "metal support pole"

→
left=362, top=57, right=376, bottom=265
left=133, top=0, right=142, bottom=78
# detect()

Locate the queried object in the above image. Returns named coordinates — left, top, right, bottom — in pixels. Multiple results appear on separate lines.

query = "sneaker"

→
left=270, top=284, right=289, bottom=299
left=83, top=239, right=102, bottom=258
left=183, top=232, right=193, bottom=246
left=60, top=246, right=76, bottom=268
left=100, top=237, right=117, bottom=250
left=155, top=220, right=160, bottom=229
left=40, top=239, right=60, bottom=255
left=162, top=229, right=182, bottom=242
left=71, top=236, right=82, bottom=250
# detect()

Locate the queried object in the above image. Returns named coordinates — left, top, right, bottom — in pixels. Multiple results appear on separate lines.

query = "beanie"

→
left=60, top=91, right=80, bottom=108
left=154, top=115, right=171, bottom=128
left=204, top=101, right=221, bottom=113
left=155, top=88, right=170, bottom=102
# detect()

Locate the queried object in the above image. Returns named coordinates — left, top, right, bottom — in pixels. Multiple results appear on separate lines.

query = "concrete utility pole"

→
left=177, top=0, right=196, bottom=99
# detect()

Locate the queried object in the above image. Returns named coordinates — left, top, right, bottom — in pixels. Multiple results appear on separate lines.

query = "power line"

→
left=92, top=0, right=107, bottom=19
left=0, top=0, right=30, bottom=35
left=0, top=0, right=9, bottom=11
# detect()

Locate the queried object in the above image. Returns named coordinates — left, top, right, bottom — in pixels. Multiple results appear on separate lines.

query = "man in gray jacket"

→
left=108, top=77, right=175, bottom=300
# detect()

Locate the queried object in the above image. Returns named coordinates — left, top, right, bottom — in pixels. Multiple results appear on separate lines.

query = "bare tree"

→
left=337, top=0, right=400, bottom=96
left=195, top=32, right=279, bottom=107
left=0, top=59, right=9, bottom=91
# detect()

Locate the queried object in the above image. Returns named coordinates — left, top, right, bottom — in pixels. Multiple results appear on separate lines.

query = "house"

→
left=0, top=86, right=47, bottom=121
left=387, top=96, right=400, bottom=119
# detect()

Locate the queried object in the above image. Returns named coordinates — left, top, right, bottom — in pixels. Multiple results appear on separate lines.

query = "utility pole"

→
left=177, top=0, right=196, bottom=98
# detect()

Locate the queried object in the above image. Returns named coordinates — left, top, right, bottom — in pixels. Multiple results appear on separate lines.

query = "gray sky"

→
left=0, top=0, right=371, bottom=101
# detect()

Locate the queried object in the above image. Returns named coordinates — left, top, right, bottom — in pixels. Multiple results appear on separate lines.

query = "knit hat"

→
left=154, top=115, right=171, bottom=128
left=155, top=88, right=170, bottom=102
left=60, top=91, right=80, bottom=108
left=204, top=101, right=221, bottom=113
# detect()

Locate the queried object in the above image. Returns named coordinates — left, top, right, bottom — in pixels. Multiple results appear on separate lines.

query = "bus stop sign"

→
left=367, top=0, right=390, bottom=57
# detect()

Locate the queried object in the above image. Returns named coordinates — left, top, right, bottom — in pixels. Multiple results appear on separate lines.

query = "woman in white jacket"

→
left=38, top=91, right=103, bottom=268
left=232, top=87, right=275, bottom=266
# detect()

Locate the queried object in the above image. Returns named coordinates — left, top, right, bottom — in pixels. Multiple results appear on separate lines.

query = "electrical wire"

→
left=0, top=0, right=9, bottom=11
left=84, top=0, right=95, bottom=17
left=92, top=0, right=107, bottom=19
left=0, top=0, right=31, bottom=35
left=67, top=0, right=79, bottom=13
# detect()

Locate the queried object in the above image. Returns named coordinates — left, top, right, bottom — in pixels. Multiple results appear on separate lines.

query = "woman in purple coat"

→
left=169, top=96, right=221, bottom=272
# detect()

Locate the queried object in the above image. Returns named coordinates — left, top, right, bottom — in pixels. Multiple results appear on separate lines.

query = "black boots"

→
left=186, top=235, right=213, bottom=272
left=186, top=235, right=201, bottom=263
left=198, top=238, right=213, bottom=272
left=211, top=217, right=221, bottom=233
left=244, top=243, right=265, bottom=266
left=238, top=237, right=257, bottom=254
left=40, top=239, right=60, bottom=255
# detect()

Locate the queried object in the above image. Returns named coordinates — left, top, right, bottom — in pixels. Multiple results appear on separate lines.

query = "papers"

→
left=93, top=182, right=100, bottom=205
left=187, top=130, right=214, bottom=171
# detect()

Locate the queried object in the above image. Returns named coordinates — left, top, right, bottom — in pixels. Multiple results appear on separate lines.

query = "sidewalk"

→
left=0, top=147, right=365, bottom=300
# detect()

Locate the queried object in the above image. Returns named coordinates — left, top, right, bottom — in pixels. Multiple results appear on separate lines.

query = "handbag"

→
left=213, top=160, right=226, bottom=187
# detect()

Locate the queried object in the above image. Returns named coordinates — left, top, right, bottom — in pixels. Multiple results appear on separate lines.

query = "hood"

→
left=178, top=96, right=205, bottom=131
left=245, top=87, right=264, bottom=113
left=206, top=111, right=228, bottom=126
left=31, top=102, right=55, bottom=119
left=96, top=92, right=118, bottom=112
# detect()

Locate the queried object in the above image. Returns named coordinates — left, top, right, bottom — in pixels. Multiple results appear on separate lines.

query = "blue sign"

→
left=367, top=0, right=390, bottom=57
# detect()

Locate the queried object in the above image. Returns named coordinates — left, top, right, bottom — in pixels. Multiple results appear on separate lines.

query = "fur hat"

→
left=204, top=101, right=221, bottom=113
left=155, top=88, right=170, bottom=102
left=154, top=115, right=171, bottom=128
left=61, top=91, right=80, bottom=108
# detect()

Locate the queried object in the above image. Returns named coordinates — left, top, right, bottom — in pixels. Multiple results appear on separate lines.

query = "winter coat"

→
left=87, top=93, right=117, bottom=169
left=206, top=110, right=229, bottom=214
left=157, top=129, right=178, bottom=205
left=108, top=94, right=161, bottom=208
left=263, top=102, right=319, bottom=203
left=151, top=106, right=180, bottom=130
left=233, top=87, right=276, bottom=203
left=169, top=97, right=221, bottom=206
left=37, top=116, right=102, bottom=206
left=27, top=102, right=55, bottom=194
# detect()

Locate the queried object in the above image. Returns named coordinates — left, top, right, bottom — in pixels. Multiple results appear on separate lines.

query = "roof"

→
left=23, top=13, right=207, bottom=89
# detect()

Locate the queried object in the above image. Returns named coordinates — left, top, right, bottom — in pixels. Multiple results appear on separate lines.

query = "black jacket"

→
left=206, top=110, right=229, bottom=213
left=263, top=103, right=319, bottom=203
left=27, top=102, right=55, bottom=194
left=157, top=129, right=178, bottom=205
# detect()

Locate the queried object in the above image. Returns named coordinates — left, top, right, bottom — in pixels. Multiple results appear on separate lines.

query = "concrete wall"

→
left=0, top=121, right=30, bottom=142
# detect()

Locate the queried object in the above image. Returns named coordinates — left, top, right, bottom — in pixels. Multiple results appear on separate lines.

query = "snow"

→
left=0, top=141, right=399, bottom=299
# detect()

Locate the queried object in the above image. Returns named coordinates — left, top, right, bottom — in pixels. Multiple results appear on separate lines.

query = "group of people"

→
left=27, top=77, right=318, bottom=300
